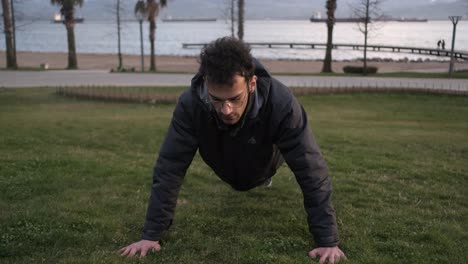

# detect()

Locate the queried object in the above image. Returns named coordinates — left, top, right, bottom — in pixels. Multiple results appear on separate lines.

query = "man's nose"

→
left=220, top=102, right=233, bottom=115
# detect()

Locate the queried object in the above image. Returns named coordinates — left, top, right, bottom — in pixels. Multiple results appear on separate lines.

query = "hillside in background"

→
left=8, top=0, right=468, bottom=22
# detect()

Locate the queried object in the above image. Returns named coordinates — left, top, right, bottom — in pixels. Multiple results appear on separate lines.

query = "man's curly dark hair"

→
left=198, top=37, right=255, bottom=86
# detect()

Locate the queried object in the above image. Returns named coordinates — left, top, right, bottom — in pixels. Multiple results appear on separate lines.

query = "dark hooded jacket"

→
left=142, top=60, right=339, bottom=247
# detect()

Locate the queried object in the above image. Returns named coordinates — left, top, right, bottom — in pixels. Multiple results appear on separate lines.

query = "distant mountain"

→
left=11, top=0, right=468, bottom=22
left=385, top=0, right=468, bottom=19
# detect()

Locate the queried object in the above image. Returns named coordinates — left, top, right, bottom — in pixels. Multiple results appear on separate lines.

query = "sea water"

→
left=3, top=20, right=467, bottom=61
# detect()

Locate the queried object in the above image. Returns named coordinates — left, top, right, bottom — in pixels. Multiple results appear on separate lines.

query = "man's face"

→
left=206, top=74, right=257, bottom=126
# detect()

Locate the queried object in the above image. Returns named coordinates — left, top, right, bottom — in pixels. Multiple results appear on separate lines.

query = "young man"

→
left=120, top=37, right=346, bottom=263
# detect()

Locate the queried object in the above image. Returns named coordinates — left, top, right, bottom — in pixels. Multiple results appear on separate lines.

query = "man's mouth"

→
left=220, top=115, right=237, bottom=124
left=219, top=114, right=235, bottom=120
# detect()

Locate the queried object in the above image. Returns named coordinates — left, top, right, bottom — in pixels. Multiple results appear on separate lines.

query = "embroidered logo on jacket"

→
left=248, top=137, right=257, bottom=144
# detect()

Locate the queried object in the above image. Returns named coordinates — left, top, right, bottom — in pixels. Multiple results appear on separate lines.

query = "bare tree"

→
left=321, top=0, right=337, bottom=73
left=2, top=0, right=17, bottom=68
left=351, top=0, right=385, bottom=75
left=237, top=0, right=244, bottom=40
left=220, top=0, right=236, bottom=37
left=230, top=0, right=235, bottom=37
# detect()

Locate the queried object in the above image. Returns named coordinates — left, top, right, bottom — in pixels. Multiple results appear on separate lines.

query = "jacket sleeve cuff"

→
left=141, top=230, right=163, bottom=241
left=315, top=235, right=339, bottom=247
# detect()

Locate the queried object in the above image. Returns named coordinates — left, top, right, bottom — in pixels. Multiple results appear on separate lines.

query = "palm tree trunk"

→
left=149, top=19, right=156, bottom=71
left=11, top=0, right=17, bottom=61
left=117, top=0, right=123, bottom=70
left=322, top=0, right=336, bottom=73
left=363, top=0, right=369, bottom=75
left=2, top=0, right=18, bottom=69
left=322, top=24, right=334, bottom=72
left=65, top=23, right=78, bottom=69
left=237, top=0, right=244, bottom=40
left=63, top=7, right=78, bottom=69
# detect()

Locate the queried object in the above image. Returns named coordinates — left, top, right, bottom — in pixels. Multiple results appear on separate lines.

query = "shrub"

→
left=343, top=65, right=378, bottom=74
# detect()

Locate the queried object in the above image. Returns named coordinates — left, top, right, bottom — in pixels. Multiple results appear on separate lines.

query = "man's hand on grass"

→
left=308, top=246, right=347, bottom=264
left=119, top=240, right=161, bottom=257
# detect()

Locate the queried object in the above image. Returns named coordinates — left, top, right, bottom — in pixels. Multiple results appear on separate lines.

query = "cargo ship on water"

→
left=53, top=12, right=84, bottom=23
left=309, top=12, right=427, bottom=23
left=162, top=16, right=217, bottom=22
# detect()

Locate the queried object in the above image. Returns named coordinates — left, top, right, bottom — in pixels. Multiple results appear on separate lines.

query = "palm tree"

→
left=146, top=0, right=167, bottom=72
left=2, top=0, right=18, bottom=69
left=322, top=0, right=337, bottom=73
left=237, top=0, right=244, bottom=40
left=135, top=0, right=147, bottom=71
left=50, top=0, right=83, bottom=69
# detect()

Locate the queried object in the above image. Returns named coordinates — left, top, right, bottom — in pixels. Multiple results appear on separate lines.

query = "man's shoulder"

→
left=265, top=77, right=294, bottom=108
left=177, top=88, right=198, bottom=108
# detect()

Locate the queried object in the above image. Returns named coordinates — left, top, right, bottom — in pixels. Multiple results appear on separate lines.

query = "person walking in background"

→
left=437, top=39, right=441, bottom=49
left=442, top=39, right=446, bottom=50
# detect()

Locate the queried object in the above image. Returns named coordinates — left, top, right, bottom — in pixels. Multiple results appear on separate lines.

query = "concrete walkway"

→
left=1, top=70, right=467, bottom=92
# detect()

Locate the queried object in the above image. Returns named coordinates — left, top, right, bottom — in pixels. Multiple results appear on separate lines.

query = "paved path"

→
left=1, top=70, right=467, bottom=92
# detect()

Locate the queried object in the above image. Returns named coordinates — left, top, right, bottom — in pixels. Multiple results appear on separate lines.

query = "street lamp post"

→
left=448, top=16, right=462, bottom=78
left=135, top=13, right=146, bottom=72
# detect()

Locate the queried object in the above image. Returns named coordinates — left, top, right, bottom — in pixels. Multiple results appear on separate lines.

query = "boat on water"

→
left=309, top=11, right=364, bottom=23
left=309, top=11, right=427, bottom=23
left=53, top=12, right=84, bottom=23
left=162, top=16, right=217, bottom=22
left=376, top=16, right=428, bottom=22
left=310, top=17, right=365, bottom=23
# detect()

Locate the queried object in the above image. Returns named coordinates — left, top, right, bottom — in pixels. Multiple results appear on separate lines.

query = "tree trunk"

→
left=66, top=24, right=78, bottom=69
left=117, top=0, right=123, bottom=70
left=2, top=0, right=18, bottom=69
left=322, top=24, right=334, bottom=73
left=149, top=19, right=156, bottom=71
left=322, top=0, right=336, bottom=73
left=230, top=0, right=235, bottom=37
left=11, top=0, right=16, bottom=61
left=363, top=0, right=369, bottom=75
left=237, top=0, right=244, bottom=40
left=63, top=7, right=78, bottom=69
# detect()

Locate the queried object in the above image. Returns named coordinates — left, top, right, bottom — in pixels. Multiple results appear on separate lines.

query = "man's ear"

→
left=249, top=75, right=257, bottom=93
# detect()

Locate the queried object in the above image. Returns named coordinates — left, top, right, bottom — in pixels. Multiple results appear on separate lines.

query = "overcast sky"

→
left=6, top=0, right=468, bottom=21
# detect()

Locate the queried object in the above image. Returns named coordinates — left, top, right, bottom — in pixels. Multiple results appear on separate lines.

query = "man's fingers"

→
left=120, top=246, right=131, bottom=256
left=154, top=242, right=161, bottom=252
left=128, top=247, right=138, bottom=257
left=309, top=249, right=318, bottom=258
left=340, top=251, right=348, bottom=261
left=140, top=246, right=149, bottom=257
left=319, top=253, right=329, bottom=264
left=330, top=253, right=336, bottom=264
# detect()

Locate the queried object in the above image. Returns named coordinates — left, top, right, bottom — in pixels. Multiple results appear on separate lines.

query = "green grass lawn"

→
left=0, top=88, right=467, bottom=264
left=271, top=70, right=468, bottom=79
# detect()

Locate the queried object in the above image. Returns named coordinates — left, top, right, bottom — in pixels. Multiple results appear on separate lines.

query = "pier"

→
left=182, top=42, right=468, bottom=60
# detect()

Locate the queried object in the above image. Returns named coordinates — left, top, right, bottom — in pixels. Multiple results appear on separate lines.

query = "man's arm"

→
left=275, top=97, right=346, bottom=263
left=274, top=95, right=339, bottom=247
left=121, top=91, right=198, bottom=257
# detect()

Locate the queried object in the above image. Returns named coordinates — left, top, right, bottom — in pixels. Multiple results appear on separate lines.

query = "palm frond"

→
left=134, top=0, right=147, bottom=15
